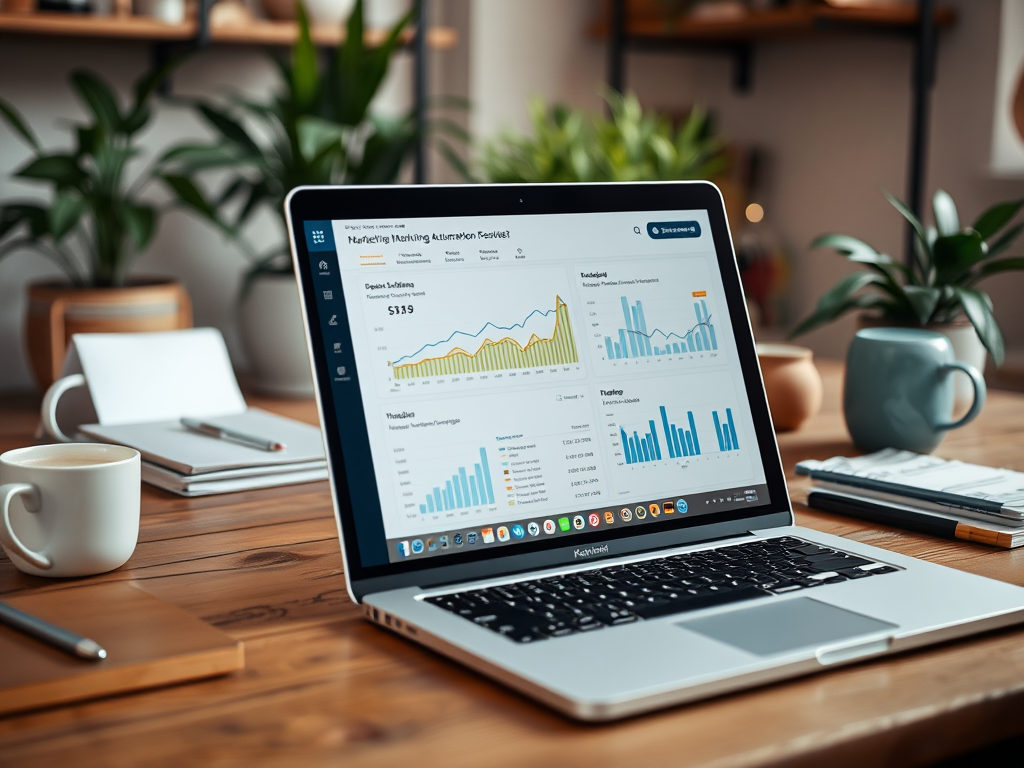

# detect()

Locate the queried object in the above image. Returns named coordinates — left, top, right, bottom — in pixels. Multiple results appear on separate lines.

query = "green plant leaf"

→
left=884, top=189, right=929, bottom=277
left=291, top=1, right=319, bottom=112
left=234, top=180, right=270, bottom=227
left=0, top=97, right=40, bottom=150
left=952, top=286, right=1004, bottom=366
left=161, top=174, right=218, bottom=220
left=70, top=70, right=123, bottom=135
left=972, top=256, right=1024, bottom=281
left=119, top=104, right=151, bottom=137
left=130, top=50, right=188, bottom=118
left=789, top=291, right=893, bottom=339
left=789, top=271, right=882, bottom=338
left=196, top=103, right=261, bottom=157
left=972, top=198, right=1024, bottom=240
left=160, top=143, right=246, bottom=172
left=295, top=115, right=345, bottom=162
left=902, top=285, right=941, bottom=324
left=933, top=230, right=987, bottom=283
left=0, top=203, right=50, bottom=240
left=984, top=220, right=1024, bottom=258
left=118, top=202, right=156, bottom=251
left=14, top=154, right=87, bottom=187
left=931, top=189, right=959, bottom=237
left=48, top=191, right=87, bottom=240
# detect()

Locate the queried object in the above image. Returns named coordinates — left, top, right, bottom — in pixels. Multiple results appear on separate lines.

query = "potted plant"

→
left=791, top=189, right=1024, bottom=399
left=161, top=0, right=451, bottom=396
left=0, top=64, right=192, bottom=390
left=479, top=90, right=728, bottom=184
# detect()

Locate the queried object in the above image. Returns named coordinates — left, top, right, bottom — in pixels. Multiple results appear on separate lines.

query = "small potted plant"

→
left=162, top=0, right=457, bottom=396
left=0, top=64, right=191, bottom=390
left=791, top=188, right=1024, bottom=390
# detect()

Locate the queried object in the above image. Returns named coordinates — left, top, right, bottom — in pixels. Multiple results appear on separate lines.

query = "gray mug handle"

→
left=936, top=361, right=986, bottom=431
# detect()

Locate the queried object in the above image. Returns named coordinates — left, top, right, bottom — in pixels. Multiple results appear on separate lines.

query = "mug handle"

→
left=0, top=483, right=51, bottom=570
left=41, top=373, right=87, bottom=443
left=937, top=362, right=987, bottom=431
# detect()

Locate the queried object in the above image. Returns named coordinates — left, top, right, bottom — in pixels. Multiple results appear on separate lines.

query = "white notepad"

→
left=80, top=408, right=326, bottom=475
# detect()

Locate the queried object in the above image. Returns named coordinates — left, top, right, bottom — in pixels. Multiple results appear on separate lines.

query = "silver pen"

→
left=180, top=418, right=286, bottom=452
left=0, top=600, right=107, bottom=661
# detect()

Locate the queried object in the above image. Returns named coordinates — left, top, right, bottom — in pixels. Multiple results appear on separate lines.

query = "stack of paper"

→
left=796, top=449, right=1024, bottom=548
left=52, top=329, right=326, bottom=497
left=81, top=409, right=327, bottom=496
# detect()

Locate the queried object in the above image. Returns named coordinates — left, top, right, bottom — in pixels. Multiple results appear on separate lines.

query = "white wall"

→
left=467, top=0, right=1024, bottom=362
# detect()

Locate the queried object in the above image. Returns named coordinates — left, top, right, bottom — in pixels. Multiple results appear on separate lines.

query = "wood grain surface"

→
left=2, top=361, right=1024, bottom=767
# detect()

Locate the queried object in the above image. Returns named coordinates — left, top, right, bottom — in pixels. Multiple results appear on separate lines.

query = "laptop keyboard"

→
left=424, top=536, right=899, bottom=643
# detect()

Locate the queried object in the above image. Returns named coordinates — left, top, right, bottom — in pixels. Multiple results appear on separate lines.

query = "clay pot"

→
left=25, top=278, right=192, bottom=390
left=756, top=343, right=823, bottom=432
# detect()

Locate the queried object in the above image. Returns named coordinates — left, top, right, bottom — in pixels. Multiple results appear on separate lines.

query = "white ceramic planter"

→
left=238, top=273, right=314, bottom=398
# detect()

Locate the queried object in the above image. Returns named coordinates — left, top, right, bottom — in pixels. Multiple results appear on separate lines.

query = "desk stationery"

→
left=3, top=360, right=1024, bottom=767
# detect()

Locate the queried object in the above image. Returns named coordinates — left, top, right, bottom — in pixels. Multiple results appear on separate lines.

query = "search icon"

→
left=633, top=226, right=642, bottom=235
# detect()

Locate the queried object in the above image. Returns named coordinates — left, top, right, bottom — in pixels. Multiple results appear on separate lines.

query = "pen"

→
left=807, top=491, right=1016, bottom=549
left=180, top=418, right=286, bottom=452
left=0, top=600, right=107, bottom=661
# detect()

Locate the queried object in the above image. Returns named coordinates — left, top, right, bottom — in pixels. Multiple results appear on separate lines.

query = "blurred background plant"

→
left=791, top=188, right=1024, bottom=366
left=160, top=0, right=466, bottom=288
left=478, top=90, right=728, bottom=184
left=0, top=63, right=178, bottom=288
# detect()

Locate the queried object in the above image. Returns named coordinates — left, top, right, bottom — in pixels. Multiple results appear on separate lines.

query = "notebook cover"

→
left=0, top=582, right=244, bottom=715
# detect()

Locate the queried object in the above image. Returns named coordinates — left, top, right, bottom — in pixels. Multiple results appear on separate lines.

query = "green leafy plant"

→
left=0, top=63, right=179, bottom=288
left=162, top=0, right=464, bottom=284
left=790, top=189, right=1024, bottom=365
left=479, top=90, right=728, bottom=184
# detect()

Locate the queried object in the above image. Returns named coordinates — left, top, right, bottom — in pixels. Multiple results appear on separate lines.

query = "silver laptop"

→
left=286, top=181, right=1024, bottom=721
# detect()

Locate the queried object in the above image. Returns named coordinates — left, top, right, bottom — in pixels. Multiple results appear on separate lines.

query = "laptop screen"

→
left=297, top=196, right=776, bottom=575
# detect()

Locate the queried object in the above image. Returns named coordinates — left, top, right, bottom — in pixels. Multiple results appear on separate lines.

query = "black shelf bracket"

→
left=413, top=0, right=427, bottom=184
left=905, top=0, right=937, bottom=266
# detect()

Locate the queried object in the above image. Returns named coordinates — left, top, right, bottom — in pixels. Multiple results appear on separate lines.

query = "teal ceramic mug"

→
left=844, top=328, right=986, bottom=453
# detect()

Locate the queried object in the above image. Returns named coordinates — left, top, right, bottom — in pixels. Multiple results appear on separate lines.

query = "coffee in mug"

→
left=844, top=328, right=986, bottom=454
left=0, top=443, right=141, bottom=577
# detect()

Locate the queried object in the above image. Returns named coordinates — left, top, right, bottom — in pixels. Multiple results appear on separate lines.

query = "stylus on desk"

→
left=0, top=600, right=107, bottom=661
left=180, top=418, right=286, bottom=452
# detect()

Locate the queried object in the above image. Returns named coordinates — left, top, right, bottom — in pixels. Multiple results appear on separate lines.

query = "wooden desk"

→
left=3, top=361, right=1024, bottom=767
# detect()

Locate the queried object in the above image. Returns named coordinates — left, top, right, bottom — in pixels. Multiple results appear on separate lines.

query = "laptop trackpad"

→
left=678, top=598, right=897, bottom=657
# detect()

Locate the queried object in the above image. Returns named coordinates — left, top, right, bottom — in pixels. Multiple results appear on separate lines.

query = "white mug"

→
left=0, top=443, right=141, bottom=578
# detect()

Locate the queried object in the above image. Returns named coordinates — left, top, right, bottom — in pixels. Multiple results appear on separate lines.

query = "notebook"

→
left=0, top=582, right=243, bottom=715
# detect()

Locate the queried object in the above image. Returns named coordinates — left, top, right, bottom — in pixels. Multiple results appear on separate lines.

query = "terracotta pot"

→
left=25, top=278, right=192, bottom=390
left=856, top=315, right=985, bottom=410
left=756, top=343, right=823, bottom=432
left=238, top=273, right=314, bottom=398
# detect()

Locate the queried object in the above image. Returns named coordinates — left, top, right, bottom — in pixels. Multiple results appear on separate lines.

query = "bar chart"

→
left=712, top=409, right=740, bottom=451
left=603, top=294, right=718, bottom=360
left=418, top=447, right=495, bottom=514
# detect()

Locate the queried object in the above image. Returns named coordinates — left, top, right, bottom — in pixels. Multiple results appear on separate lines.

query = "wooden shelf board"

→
left=589, top=4, right=956, bottom=44
left=0, top=12, right=458, bottom=48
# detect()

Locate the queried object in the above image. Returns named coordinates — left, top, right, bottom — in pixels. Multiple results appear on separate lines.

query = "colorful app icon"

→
left=676, top=498, right=688, bottom=514
left=411, top=539, right=424, bottom=554
left=572, top=515, right=586, bottom=530
left=544, top=519, right=557, bottom=534
left=511, top=524, right=525, bottom=539
left=663, top=501, right=675, bottom=514
left=527, top=521, right=540, bottom=536
left=453, top=532, right=464, bottom=547
left=588, top=513, right=601, bottom=528
left=558, top=517, right=571, bottom=532
left=397, top=541, right=410, bottom=558
left=604, top=510, right=615, bottom=525
left=467, top=531, right=478, bottom=545
left=439, top=535, right=450, bottom=549
left=635, top=505, right=647, bottom=520
left=481, top=527, right=495, bottom=544
left=620, top=507, right=632, bottom=522
left=497, top=526, right=510, bottom=542
left=650, top=503, right=661, bottom=516
left=427, top=538, right=438, bottom=551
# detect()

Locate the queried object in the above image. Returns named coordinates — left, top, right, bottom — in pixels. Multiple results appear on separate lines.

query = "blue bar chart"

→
left=603, top=295, right=718, bottom=360
left=712, top=409, right=740, bottom=451
left=419, top=447, right=495, bottom=514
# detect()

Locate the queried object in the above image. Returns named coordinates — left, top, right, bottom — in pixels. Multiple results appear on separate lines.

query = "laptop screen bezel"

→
left=287, top=181, right=793, bottom=601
